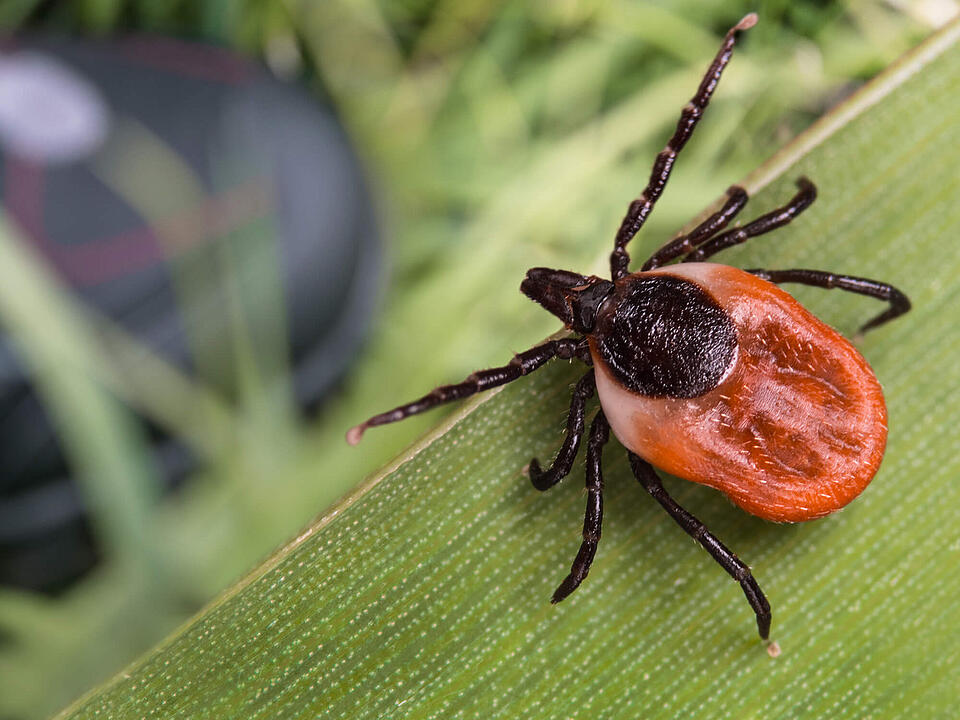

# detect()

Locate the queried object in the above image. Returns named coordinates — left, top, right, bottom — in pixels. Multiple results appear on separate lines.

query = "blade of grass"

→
left=57, top=17, right=960, bottom=720
left=0, top=219, right=161, bottom=578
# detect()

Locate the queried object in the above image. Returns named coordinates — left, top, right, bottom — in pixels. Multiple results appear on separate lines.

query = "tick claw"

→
left=345, top=424, right=367, bottom=445
left=736, top=13, right=758, bottom=31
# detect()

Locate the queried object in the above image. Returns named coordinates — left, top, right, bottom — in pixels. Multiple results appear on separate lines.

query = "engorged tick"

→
left=346, top=13, right=910, bottom=649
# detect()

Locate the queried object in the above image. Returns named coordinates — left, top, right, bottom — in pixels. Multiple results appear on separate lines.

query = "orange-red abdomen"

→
left=591, top=263, right=887, bottom=522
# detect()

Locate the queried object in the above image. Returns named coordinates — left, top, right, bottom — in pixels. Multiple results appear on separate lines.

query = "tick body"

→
left=591, top=263, right=887, bottom=523
left=348, top=13, right=910, bottom=645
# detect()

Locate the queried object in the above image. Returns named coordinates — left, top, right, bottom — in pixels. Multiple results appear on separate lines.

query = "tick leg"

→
left=682, top=177, right=816, bottom=263
left=641, top=185, right=748, bottom=270
left=628, top=452, right=772, bottom=641
left=746, top=268, right=911, bottom=335
left=552, top=410, right=610, bottom=603
left=529, top=370, right=596, bottom=491
left=609, top=14, right=756, bottom=280
left=347, top=337, right=587, bottom=445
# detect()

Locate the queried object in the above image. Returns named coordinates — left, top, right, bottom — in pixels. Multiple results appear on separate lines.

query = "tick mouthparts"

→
left=520, top=269, right=578, bottom=328
left=521, top=268, right=614, bottom=335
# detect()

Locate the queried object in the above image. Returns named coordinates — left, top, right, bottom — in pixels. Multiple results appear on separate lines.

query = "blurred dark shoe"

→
left=0, top=35, right=381, bottom=592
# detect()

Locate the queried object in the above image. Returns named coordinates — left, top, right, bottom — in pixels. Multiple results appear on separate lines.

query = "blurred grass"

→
left=0, top=1, right=954, bottom=718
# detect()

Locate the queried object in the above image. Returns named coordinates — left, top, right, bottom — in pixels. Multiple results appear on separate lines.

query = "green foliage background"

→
left=0, top=1, right=955, bottom=718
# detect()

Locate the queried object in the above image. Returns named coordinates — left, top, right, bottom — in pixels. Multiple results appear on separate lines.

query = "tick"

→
left=347, top=14, right=910, bottom=646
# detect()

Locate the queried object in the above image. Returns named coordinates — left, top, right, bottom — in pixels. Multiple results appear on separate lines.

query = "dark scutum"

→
left=593, top=275, right=737, bottom=398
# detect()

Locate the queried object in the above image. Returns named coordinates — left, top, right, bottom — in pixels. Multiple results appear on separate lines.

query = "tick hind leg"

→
left=681, top=177, right=817, bottom=263
left=747, top=268, right=911, bottom=335
left=609, top=14, right=757, bottom=279
left=551, top=410, right=610, bottom=603
left=628, top=453, right=772, bottom=641
left=347, top=337, right=588, bottom=444
left=529, top=370, right=596, bottom=492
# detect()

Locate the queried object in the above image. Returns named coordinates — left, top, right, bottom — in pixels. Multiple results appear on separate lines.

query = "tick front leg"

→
left=529, top=370, right=596, bottom=492
left=347, top=337, right=588, bottom=444
left=552, top=410, right=610, bottom=603
left=609, top=14, right=757, bottom=279
left=628, top=453, right=772, bottom=641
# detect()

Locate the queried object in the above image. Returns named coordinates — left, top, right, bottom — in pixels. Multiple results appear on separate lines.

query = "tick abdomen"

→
left=591, top=263, right=887, bottom=523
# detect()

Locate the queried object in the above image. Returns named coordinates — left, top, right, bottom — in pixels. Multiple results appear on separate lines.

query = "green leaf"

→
left=58, top=19, right=960, bottom=719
